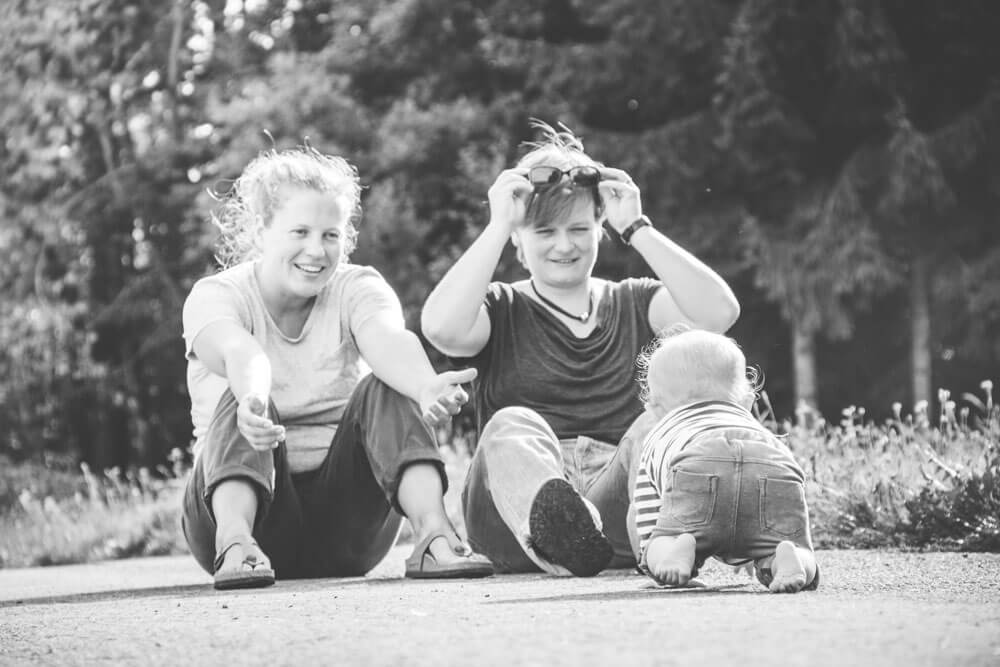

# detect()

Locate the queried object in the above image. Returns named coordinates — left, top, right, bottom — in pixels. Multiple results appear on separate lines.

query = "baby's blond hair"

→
left=638, top=325, right=758, bottom=415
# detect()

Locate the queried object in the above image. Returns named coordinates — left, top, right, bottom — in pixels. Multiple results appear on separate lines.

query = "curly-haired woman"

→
left=181, top=146, right=492, bottom=588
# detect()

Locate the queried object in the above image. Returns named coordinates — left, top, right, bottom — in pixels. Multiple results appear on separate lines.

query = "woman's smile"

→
left=293, top=261, right=327, bottom=276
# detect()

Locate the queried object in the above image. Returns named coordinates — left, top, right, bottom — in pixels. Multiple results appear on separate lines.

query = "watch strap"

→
left=620, top=215, right=652, bottom=245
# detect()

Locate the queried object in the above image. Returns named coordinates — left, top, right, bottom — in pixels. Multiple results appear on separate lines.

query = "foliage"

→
left=780, top=382, right=1000, bottom=550
left=3, top=384, right=998, bottom=568
left=0, top=0, right=998, bottom=472
left=0, top=450, right=189, bottom=568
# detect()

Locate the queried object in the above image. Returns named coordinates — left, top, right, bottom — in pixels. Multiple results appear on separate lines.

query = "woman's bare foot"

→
left=216, top=538, right=272, bottom=575
left=212, top=533, right=275, bottom=590
left=768, top=540, right=815, bottom=593
left=414, top=529, right=479, bottom=566
left=645, top=533, right=697, bottom=586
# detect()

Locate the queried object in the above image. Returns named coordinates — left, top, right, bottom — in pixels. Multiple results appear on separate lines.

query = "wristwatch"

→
left=620, top=215, right=652, bottom=246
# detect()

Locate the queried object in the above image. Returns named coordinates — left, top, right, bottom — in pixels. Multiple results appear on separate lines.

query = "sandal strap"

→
left=213, top=538, right=261, bottom=573
left=408, top=530, right=469, bottom=569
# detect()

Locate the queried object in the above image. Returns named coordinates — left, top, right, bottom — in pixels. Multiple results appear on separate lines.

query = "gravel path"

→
left=1, top=549, right=999, bottom=666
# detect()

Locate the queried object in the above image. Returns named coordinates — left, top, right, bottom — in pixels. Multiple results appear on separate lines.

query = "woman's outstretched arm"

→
left=189, top=320, right=285, bottom=449
left=356, top=312, right=476, bottom=425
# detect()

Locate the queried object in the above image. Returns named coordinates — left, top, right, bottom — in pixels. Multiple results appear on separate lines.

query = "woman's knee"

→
left=351, top=373, right=408, bottom=405
left=346, top=373, right=425, bottom=425
left=472, top=406, right=561, bottom=475
left=479, top=406, right=551, bottom=445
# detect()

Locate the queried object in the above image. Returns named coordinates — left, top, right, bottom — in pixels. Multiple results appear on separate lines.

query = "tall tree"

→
left=0, top=0, right=214, bottom=465
left=711, top=0, right=1000, bottom=413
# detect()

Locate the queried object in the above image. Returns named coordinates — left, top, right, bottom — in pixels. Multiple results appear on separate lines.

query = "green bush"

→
left=2, top=386, right=998, bottom=568
left=0, top=450, right=189, bottom=568
left=777, top=382, right=1000, bottom=551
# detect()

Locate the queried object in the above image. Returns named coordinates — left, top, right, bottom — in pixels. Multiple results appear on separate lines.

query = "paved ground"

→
left=1, top=548, right=999, bottom=666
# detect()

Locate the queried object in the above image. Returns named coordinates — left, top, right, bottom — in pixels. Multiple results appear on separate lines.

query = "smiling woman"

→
left=421, top=121, right=741, bottom=577
left=180, top=146, right=492, bottom=590
left=256, top=188, right=350, bottom=330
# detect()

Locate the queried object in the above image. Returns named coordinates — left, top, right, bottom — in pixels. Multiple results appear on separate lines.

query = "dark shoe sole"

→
left=213, top=569, right=276, bottom=590
left=404, top=563, right=494, bottom=579
left=528, top=478, right=613, bottom=577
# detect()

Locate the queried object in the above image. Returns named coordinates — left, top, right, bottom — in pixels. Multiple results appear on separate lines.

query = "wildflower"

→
left=892, top=402, right=902, bottom=420
left=18, top=489, right=37, bottom=513
left=942, top=401, right=957, bottom=428
left=915, top=400, right=928, bottom=414
left=938, top=388, right=951, bottom=404
left=42, top=496, right=61, bottom=516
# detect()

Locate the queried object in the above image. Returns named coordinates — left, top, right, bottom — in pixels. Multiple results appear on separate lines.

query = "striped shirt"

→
left=634, top=400, right=771, bottom=557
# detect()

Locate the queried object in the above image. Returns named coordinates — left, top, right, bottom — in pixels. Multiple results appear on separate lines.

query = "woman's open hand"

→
left=597, top=168, right=642, bottom=234
left=486, top=168, right=533, bottom=234
left=237, top=394, right=285, bottom=451
left=418, top=368, right=478, bottom=427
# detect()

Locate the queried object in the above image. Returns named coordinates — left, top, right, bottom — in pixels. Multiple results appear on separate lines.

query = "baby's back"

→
left=634, top=401, right=810, bottom=566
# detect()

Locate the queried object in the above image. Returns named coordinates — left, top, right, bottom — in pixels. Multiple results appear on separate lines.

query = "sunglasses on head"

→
left=528, top=165, right=602, bottom=189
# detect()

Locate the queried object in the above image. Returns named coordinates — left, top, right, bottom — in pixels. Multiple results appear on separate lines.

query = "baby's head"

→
left=639, top=325, right=757, bottom=419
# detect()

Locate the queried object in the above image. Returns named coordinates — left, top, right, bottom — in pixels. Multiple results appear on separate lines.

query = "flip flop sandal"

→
left=213, top=538, right=276, bottom=590
left=528, top=478, right=613, bottom=577
left=404, top=531, right=494, bottom=579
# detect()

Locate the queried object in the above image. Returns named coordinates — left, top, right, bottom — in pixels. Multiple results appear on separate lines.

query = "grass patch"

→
left=769, top=383, right=1000, bottom=551
left=3, top=384, right=998, bottom=568
left=0, top=453, right=189, bottom=569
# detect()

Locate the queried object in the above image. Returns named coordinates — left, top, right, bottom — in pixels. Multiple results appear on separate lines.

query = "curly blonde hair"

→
left=212, top=145, right=362, bottom=268
left=636, top=324, right=761, bottom=410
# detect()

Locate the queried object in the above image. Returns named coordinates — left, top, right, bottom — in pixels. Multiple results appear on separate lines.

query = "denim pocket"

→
left=666, top=469, right=718, bottom=528
left=759, top=477, right=806, bottom=538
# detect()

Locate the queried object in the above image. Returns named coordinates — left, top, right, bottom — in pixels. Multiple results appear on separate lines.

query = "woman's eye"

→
left=291, top=229, right=307, bottom=236
left=324, top=231, right=340, bottom=241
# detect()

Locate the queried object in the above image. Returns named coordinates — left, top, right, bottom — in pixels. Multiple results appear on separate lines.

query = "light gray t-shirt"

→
left=182, top=261, right=402, bottom=473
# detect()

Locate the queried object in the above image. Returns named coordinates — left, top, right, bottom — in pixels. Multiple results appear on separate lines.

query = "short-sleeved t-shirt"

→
left=464, top=278, right=661, bottom=444
left=182, top=261, right=402, bottom=473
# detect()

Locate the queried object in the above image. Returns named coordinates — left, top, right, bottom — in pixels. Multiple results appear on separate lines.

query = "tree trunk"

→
left=792, top=318, right=818, bottom=411
left=165, top=0, right=185, bottom=143
left=910, top=254, right=933, bottom=408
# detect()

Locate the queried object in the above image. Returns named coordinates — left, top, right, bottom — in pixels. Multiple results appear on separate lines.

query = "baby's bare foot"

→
left=646, top=533, right=697, bottom=587
left=769, top=541, right=808, bottom=593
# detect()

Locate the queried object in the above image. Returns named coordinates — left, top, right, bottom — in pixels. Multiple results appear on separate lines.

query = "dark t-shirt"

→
left=463, top=278, right=661, bottom=444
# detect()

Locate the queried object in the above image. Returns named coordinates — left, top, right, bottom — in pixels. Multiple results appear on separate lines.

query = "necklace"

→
left=530, top=280, right=593, bottom=323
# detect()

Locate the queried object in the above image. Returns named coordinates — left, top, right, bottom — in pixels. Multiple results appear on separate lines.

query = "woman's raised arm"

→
left=598, top=168, right=740, bottom=334
left=421, top=168, right=531, bottom=357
